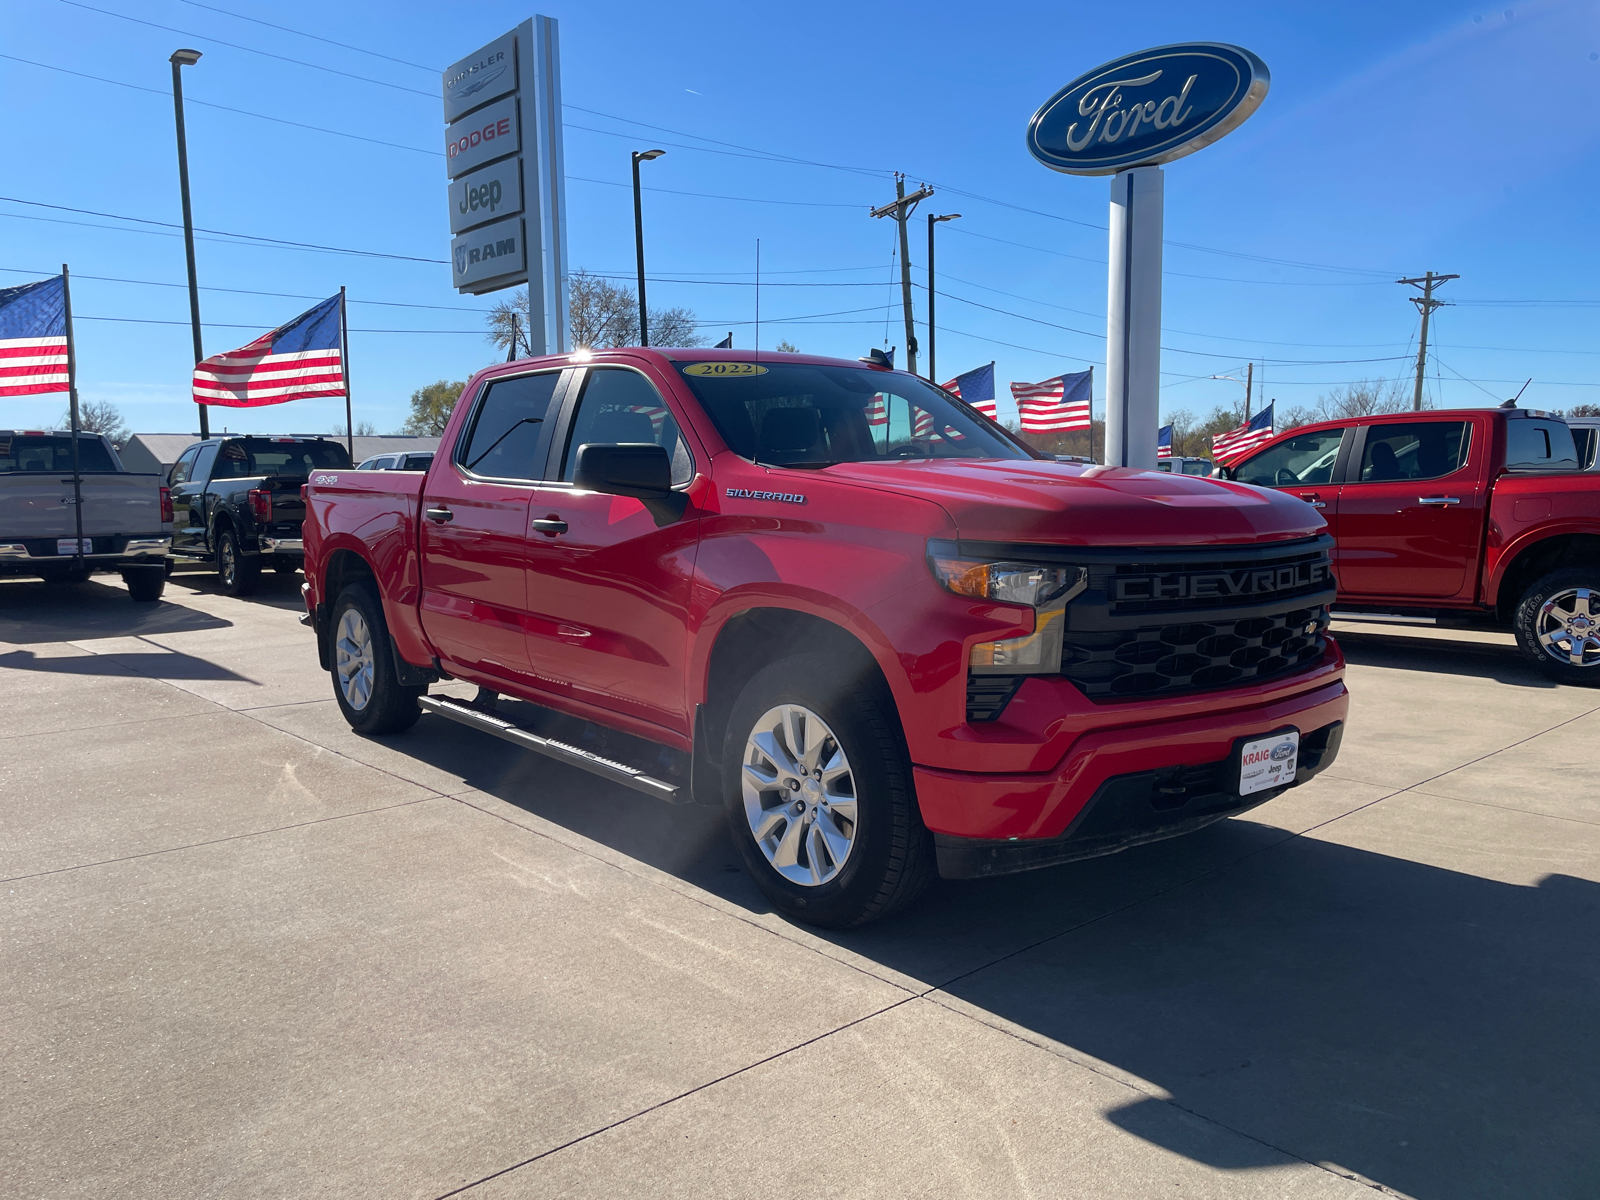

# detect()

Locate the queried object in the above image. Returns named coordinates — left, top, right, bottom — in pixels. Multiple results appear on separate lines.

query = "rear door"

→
left=519, top=363, right=704, bottom=734
left=418, top=368, right=565, bottom=685
left=1334, top=418, right=1483, bottom=600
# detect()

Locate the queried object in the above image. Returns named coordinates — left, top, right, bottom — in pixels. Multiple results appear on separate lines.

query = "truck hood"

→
left=815, top=459, right=1325, bottom=546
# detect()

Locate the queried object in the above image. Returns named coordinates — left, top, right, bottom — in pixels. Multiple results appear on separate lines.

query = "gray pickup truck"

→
left=167, top=435, right=351, bottom=596
left=0, top=430, right=171, bottom=600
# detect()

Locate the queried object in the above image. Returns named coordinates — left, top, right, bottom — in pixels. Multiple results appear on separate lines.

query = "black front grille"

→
left=1062, top=605, right=1329, bottom=700
left=966, top=675, right=1023, bottom=722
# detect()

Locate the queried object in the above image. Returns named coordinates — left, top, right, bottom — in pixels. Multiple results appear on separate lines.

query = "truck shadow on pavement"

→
left=0, top=578, right=232, bottom=644
left=167, top=565, right=308, bottom=613
left=410, top=721, right=1599, bottom=1200
left=1332, top=625, right=1557, bottom=688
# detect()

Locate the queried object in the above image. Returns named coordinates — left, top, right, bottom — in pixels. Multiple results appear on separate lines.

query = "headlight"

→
left=931, top=557, right=1086, bottom=674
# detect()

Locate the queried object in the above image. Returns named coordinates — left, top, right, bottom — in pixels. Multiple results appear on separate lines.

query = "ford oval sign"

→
left=1027, top=43, right=1269, bottom=176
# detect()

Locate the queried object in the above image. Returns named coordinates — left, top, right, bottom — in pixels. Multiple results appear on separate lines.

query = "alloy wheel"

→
left=335, top=607, right=376, bottom=711
left=1536, top=587, right=1600, bottom=668
left=219, top=537, right=235, bottom=586
left=740, top=703, right=858, bottom=886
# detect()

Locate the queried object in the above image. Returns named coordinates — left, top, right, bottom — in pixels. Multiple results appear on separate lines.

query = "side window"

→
left=169, top=447, right=199, bottom=486
left=1359, top=422, right=1470, bottom=482
left=1234, top=429, right=1346, bottom=487
left=561, top=368, right=694, bottom=487
left=458, top=372, right=561, bottom=481
left=190, top=443, right=219, bottom=484
left=1505, top=419, right=1579, bottom=472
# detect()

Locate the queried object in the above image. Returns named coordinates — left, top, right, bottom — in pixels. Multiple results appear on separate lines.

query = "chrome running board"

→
left=418, top=694, right=683, bottom=803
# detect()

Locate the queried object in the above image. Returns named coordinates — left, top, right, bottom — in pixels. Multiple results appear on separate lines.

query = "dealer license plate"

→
left=1239, top=730, right=1299, bottom=796
left=56, top=538, right=92, bottom=555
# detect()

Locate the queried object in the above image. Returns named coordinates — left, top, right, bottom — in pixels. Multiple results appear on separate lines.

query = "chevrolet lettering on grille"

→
left=1115, top=560, right=1329, bottom=602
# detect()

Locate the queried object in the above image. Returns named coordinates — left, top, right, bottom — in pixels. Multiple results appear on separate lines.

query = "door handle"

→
left=1297, top=492, right=1327, bottom=509
left=425, top=506, right=454, bottom=523
left=531, top=517, right=568, bottom=536
left=1419, top=496, right=1461, bottom=506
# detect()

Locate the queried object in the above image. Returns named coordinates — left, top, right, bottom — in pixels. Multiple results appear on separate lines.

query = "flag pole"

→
left=1088, top=367, right=1096, bottom=464
left=61, top=264, right=85, bottom=569
left=339, top=286, right=353, bottom=460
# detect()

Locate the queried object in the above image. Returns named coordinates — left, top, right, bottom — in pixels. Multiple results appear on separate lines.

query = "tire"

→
left=216, top=528, right=261, bottom=597
left=1513, top=567, right=1600, bottom=686
left=328, top=581, right=422, bottom=735
left=122, top=566, right=166, bottom=602
left=721, top=654, right=934, bottom=928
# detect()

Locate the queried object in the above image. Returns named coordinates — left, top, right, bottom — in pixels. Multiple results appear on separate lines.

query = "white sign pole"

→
left=1104, top=165, right=1163, bottom=470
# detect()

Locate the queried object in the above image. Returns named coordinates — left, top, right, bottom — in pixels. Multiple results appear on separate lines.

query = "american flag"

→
left=1211, top=402, right=1275, bottom=466
left=865, top=394, right=888, bottom=426
left=193, top=294, right=345, bottom=408
left=941, top=362, right=997, bottom=421
left=0, top=275, right=68, bottom=398
left=1013, top=368, right=1092, bottom=433
left=1157, top=423, right=1173, bottom=459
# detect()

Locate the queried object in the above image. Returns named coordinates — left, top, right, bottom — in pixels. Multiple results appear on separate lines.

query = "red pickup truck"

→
left=1223, top=407, right=1600, bottom=684
left=302, top=349, right=1348, bottom=926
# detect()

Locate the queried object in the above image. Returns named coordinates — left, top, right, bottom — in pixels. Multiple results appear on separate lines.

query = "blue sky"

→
left=3, top=0, right=1598, bottom=436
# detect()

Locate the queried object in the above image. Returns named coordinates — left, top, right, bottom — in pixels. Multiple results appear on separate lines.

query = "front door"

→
left=1231, top=426, right=1349, bottom=537
left=418, top=369, right=563, bottom=685
left=168, top=443, right=214, bottom=554
left=521, top=364, right=703, bottom=736
left=1334, top=419, right=1482, bottom=600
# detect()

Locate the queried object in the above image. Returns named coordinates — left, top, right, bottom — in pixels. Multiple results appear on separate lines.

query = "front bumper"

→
left=934, top=720, right=1344, bottom=879
left=913, top=672, right=1350, bottom=848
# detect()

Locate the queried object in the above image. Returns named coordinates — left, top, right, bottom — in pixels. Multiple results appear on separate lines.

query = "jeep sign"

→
left=441, top=16, right=570, bottom=351
left=448, top=158, right=524, bottom=234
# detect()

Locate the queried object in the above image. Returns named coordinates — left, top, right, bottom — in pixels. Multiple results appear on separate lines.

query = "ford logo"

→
left=1270, top=741, right=1296, bottom=762
left=1027, top=43, right=1269, bottom=176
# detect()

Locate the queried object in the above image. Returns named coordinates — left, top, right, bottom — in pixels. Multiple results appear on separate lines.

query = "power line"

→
left=0, top=265, right=491, bottom=312
left=0, top=53, right=438, bottom=157
left=569, top=175, right=862, bottom=209
left=173, top=0, right=438, bottom=72
left=56, top=0, right=435, bottom=98
left=76, top=315, right=482, bottom=333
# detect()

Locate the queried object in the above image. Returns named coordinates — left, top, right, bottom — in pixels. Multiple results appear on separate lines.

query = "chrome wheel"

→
left=335, top=607, right=376, bottom=711
left=1536, top=587, right=1600, bottom=668
left=740, top=703, right=858, bottom=886
left=218, top=536, right=236, bottom=586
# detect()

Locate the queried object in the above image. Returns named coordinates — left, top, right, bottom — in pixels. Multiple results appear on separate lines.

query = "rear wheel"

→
left=216, top=528, right=260, bottom=597
left=122, top=566, right=166, bottom=602
left=329, top=581, right=422, bottom=735
left=1514, top=568, right=1600, bottom=686
left=722, top=654, right=933, bottom=928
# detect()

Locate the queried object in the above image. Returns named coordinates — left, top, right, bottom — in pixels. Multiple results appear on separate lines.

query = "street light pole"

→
left=631, top=149, right=665, bottom=347
left=170, top=49, right=208, bottom=438
left=926, top=213, right=960, bottom=382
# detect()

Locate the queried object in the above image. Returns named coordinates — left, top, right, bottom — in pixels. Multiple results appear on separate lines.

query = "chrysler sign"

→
left=1027, top=43, right=1269, bottom=176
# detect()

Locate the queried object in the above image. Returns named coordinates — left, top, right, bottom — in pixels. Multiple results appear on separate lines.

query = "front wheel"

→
left=1513, top=568, right=1600, bottom=686
left=216, top=529, right=260, bottom=597
left=329, top=581, right=422, bottom=735
left=722, top=654, right=933, bottom=928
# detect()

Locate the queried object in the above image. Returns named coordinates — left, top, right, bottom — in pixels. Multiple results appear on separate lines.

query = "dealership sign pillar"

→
left=443, top=16, right=570, bottom=354
left=1026, top=44, right=1269, bottom=469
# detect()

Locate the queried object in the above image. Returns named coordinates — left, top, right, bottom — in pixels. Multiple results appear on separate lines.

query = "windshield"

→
left=673, top=361, right=1037, bottom=466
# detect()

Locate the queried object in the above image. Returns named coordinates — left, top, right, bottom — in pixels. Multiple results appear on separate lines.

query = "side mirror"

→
left=572, top=442, right=673, bottom=500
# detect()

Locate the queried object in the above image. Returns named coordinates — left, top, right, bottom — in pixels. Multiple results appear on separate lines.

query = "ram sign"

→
left=441, top=16, right=570, bottom=354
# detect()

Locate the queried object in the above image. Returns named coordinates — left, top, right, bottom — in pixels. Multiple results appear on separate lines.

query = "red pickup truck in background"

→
left=1224, top=407, right=1600, bottom=684
left=302, top=349, right=1348, bottom=926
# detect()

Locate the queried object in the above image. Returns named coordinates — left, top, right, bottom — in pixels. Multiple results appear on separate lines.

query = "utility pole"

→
left=1398, top=271, right=1458, bottom=410
left=170, top=48, right=208, bottom=438
left=871, top=174, right=933, bottom=377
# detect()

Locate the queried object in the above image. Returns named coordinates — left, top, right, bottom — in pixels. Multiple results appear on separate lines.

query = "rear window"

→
left=1505, top=419, right=1579, bottom=473
left=0, top=434, right=117, bottom=473
left=215, top=439, right=351, bottom=478
left=1359, top=421, right=1470, bottom=482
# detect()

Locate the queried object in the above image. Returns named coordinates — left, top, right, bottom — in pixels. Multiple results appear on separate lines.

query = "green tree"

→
left=402, top=380, right=464, bottom=436
left=774, top=340, right=799, bottom=354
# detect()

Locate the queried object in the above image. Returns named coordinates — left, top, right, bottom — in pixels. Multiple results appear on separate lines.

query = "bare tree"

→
left=329, top=420, right=378, bottom=437
left=401, top=380, right=465, bottom=436
left=774, top=340, right=799, bottom=354
left=1314, top=378, right=1417, bottom=420
left=487, top=271, right=705, bottom=355
left=60, top=398, right=129, bottom=447
left=1561, top=404, right=1600, bottom=418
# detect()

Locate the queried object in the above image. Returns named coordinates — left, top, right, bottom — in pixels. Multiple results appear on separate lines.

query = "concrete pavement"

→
left=2, top=574, right=1596, bottom=1199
